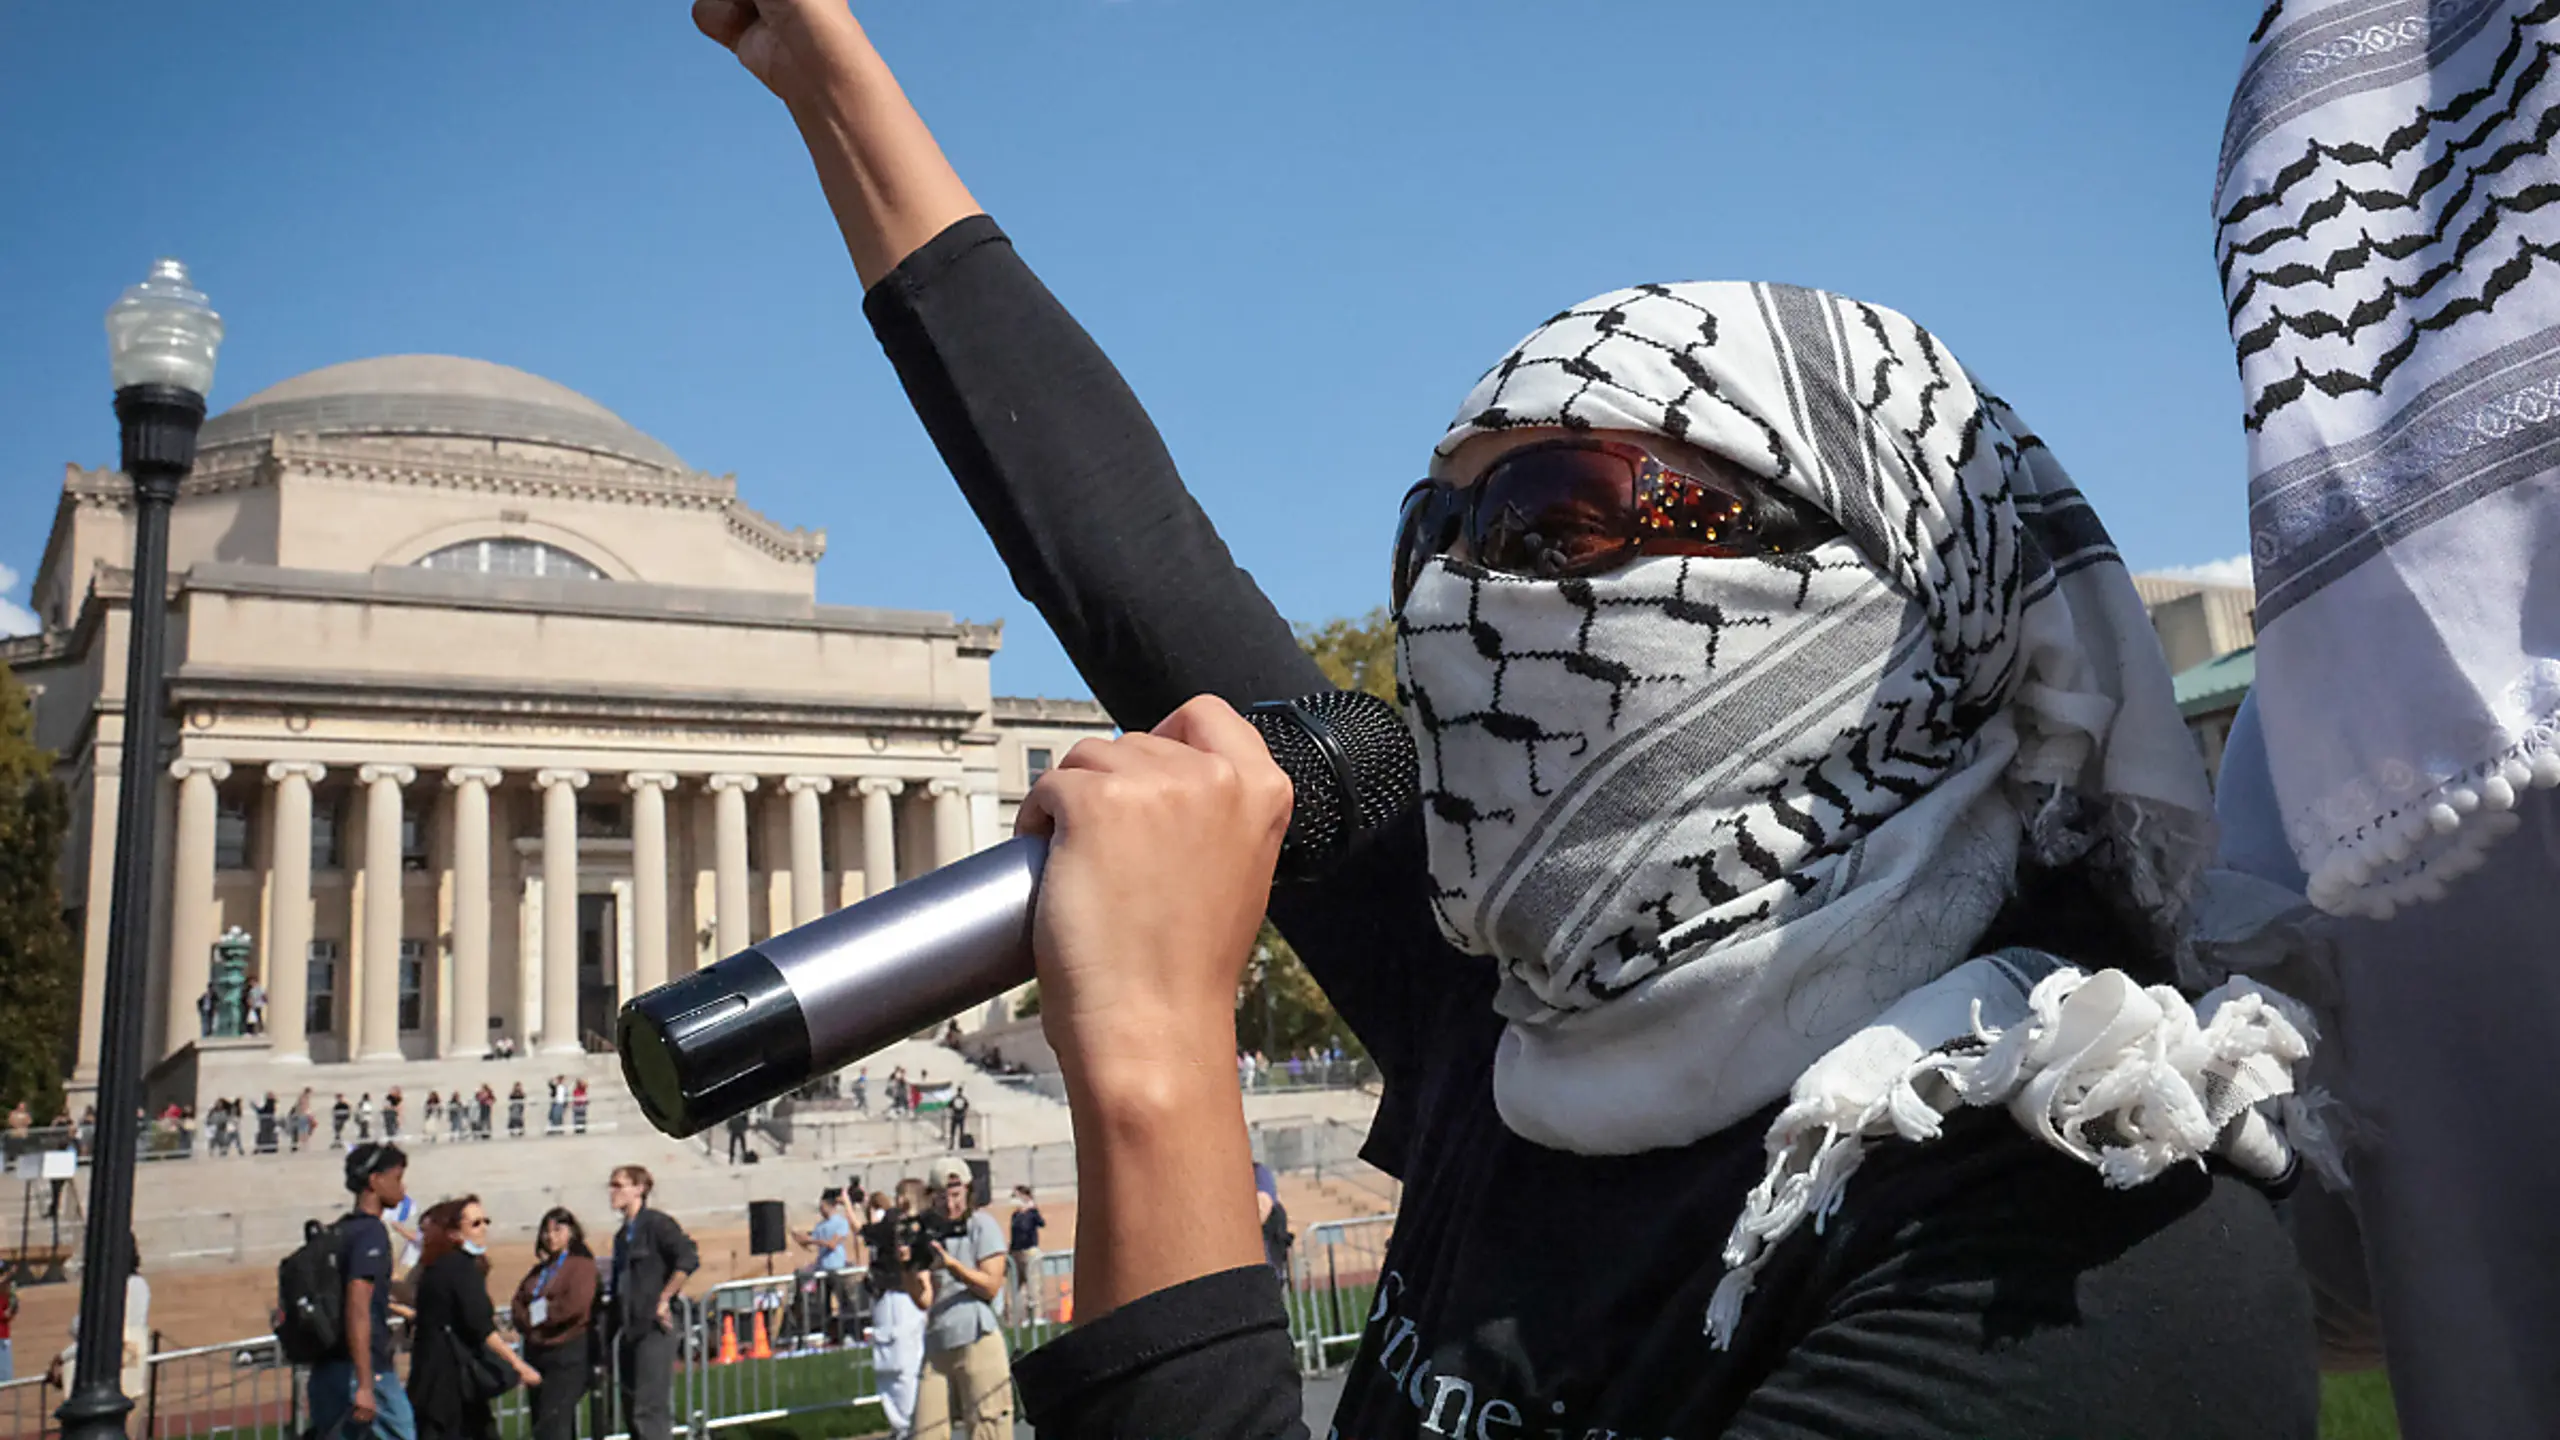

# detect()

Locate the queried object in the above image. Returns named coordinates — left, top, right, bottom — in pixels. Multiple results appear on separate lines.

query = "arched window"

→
left=415, top=538, right=606, bottom=581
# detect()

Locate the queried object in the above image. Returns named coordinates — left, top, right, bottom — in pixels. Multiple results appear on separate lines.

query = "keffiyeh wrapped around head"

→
left=1395, top=284, right=2328, bottom=1342
left=1397, top=280, right=2219, bottom=1155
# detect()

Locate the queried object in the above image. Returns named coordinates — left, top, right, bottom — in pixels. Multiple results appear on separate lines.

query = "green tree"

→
left=0, top=662, right=77, bottom=1121
left=1292, top=607, right=1398, bottom=705
left=1232, top=607, right=1402, bottom=1066
left=1234, top=920, right=1367, bottom=1063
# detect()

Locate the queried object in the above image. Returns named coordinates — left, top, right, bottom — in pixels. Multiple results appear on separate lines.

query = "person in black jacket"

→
left=690, top=6, right=2328, bottom=1438
left=604, top=1166, right=697, bottom=1440
left=407, top=1197, right=543, bottom=1440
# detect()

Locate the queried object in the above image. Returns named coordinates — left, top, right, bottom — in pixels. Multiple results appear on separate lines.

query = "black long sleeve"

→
left=1014, top=1266, right=1308, bottom=1440
left=863, top=216, right=1447, bottom=1094
left=863, top=214, right=1325, bottom=730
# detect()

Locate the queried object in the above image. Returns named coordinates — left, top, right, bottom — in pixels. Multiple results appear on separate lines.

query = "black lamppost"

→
left=58, top=259, right=222, bottom=1440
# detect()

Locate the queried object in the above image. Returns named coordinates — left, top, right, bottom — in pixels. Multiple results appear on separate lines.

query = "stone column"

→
left=537, top=768, right=588, bottom=1055
left=263, top=762, right=325, bottom=1062
left=74, top=771, right=120, bottom=1080
left=708, top=774, right=758, bottom=956
left=163, top=758, right=232, bottom=1056
left=928, top=778, right=971, bottom=868
left=626, top=773, right=676, bottom=997
left=357, top=763, right=414, bottom=1061
left=445, top=767, right=502, bottom=1059
left=785, top=776, right=831, bottom=926
left=857, top=778, right=903, bottom=898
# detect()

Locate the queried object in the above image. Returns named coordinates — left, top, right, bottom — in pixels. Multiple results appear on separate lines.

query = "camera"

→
left=863, top=1209, right=965, bottom=1277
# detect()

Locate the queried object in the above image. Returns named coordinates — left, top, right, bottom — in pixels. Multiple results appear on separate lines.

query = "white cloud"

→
left=0, top=561, right=36, bottom=638
left=2141, top=554, right=2253, bottom=589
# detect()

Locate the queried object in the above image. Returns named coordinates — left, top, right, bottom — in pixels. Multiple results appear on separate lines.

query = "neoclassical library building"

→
left=5, top=355, right=1112, bottom=1083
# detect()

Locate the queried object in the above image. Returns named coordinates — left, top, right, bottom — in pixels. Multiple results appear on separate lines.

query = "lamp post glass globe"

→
left=105, top=258, right=223, bottom=395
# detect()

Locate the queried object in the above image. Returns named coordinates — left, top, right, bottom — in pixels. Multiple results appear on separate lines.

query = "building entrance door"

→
left=577, top=892, right=619, bottom=1049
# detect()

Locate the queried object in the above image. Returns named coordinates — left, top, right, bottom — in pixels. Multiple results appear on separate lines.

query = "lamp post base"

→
left=56, top=1381, right=134, bottom=1440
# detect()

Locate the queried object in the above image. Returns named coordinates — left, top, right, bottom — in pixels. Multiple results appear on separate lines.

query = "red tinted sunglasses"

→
left=1392, top=439, right=1836, bottom=610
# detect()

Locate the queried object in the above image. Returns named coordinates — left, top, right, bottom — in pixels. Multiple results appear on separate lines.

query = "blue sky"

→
left=2, top=2, right=2258, bottom=698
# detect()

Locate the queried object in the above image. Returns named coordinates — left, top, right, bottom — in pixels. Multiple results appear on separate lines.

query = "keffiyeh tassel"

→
left=1704, top=952, right=2334, bottom=1349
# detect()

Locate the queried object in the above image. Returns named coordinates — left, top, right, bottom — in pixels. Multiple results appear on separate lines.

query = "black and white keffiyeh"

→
left=1396, top=282, right=2332, bottom=1344
left=2216, top=0, right=2560, bottom=918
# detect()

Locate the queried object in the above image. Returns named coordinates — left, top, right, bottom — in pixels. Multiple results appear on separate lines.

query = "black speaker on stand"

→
left=748, top=1199, right=787, bottom=1276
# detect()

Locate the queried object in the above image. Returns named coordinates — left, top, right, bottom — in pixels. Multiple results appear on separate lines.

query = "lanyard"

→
left=534, top=1254, right=566, bottom=1295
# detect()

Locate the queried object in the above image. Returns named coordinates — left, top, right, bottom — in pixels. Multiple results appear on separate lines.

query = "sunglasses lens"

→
left=1472, top=446, right=1643, bottom=577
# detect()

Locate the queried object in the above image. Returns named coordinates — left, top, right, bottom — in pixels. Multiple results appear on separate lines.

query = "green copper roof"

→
left=2172, top=645, right=2255, bottom=718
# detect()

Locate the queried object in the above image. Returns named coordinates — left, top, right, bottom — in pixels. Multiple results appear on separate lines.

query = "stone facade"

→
left=2, top=355, right=1113, bottom=1083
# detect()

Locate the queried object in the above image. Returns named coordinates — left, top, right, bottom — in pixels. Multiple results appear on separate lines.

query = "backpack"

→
left=276, top=1216, right=351, bottom=1364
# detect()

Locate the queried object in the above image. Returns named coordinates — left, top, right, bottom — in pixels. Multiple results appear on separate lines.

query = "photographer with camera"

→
left=859, top=1180, right=931, bottom=1438
left=913, top=1158, right=1010, bottom=1439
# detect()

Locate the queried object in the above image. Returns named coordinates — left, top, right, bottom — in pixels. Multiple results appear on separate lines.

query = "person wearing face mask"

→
left=408, top=1197, right=544, bottom=1440
left=692, top=5, right=2329, bottom=1437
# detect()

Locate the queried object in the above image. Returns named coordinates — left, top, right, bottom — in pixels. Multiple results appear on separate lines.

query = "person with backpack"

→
left=300, top=1143, right=416, bottom=1440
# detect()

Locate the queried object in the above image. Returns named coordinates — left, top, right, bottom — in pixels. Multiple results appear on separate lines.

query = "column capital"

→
left=783, top=774, right=835, bottom=796
left=170, top=757, right=233, bottom=783
left=855, top=777, right=906, bottom=798
left=625, top=771, right=680, bottom=793
left=446, top=766, right=504, bottom=789
left=707, top=772, right=761, bottom=794
left=358, top=762, right=416, bottom=787
left=264, top=760, right=326, bottom=785
left=535, top=767, right=591, bottom=791
left=925, top=777, right=966, bottom=799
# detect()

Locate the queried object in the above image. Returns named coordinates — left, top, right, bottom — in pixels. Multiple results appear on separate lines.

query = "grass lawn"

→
left=2319, top=1371, right=2401, bottom=1440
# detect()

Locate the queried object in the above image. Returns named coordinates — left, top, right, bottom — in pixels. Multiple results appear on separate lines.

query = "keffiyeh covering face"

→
left=1398, top=283, right=2335, bottom=1345
left=1396, top=280, right=2219, bottom=1157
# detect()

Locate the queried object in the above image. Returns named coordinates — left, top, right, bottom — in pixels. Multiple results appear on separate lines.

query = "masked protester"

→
left=694, top=5, right=2330, bottom=1437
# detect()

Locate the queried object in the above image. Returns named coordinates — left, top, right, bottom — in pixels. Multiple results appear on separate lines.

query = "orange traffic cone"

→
left=714, top=1312, right=740, bottom=1365
left=748, top=1308, right=774, bottom=1360
left=1057, top=1281, right=1074, bottom=1326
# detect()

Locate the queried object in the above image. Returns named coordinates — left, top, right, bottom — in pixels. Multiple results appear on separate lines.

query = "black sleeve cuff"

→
left=862, top=213, right=1011, bottom=318
left=1014, top=1265, right=1306, bottom=1438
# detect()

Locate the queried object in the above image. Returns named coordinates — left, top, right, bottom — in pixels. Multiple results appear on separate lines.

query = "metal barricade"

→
left=1288, top=1214, right=1395, bottom=1369
left=0, top=1375, right=55, bottom=1440
left=138, top=1337, right=301, bottom=1440
left=678, top=1274, right=882, bottom=1438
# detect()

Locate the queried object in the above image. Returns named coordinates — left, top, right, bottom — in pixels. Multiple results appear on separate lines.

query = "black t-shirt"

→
left=340, top=1211, right=395, bottom=1364
left=872, top=216, right=2319, bottom=1439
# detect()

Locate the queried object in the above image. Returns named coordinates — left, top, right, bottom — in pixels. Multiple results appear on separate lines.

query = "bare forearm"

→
left=1066, top=1054, right=1264, bottom=1323
left=947, top=1253, right=1005, bottom=1301
left=785, top=23, right=980, bottom=289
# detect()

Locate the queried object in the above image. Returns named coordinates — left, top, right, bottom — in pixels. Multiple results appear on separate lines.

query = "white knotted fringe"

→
left=1704, top=951, right=2332, bottom=1349
left=2301, top=730, right=2560, bottom=921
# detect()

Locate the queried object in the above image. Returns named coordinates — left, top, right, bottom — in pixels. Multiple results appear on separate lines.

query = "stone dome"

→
left=199, top=354, right=684, bottom=471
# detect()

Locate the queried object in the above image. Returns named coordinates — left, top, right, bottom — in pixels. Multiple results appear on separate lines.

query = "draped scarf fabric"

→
left=1395, top=281, right=2219, bottom=1156
left=2216, top=0, right=2560, bottom=918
